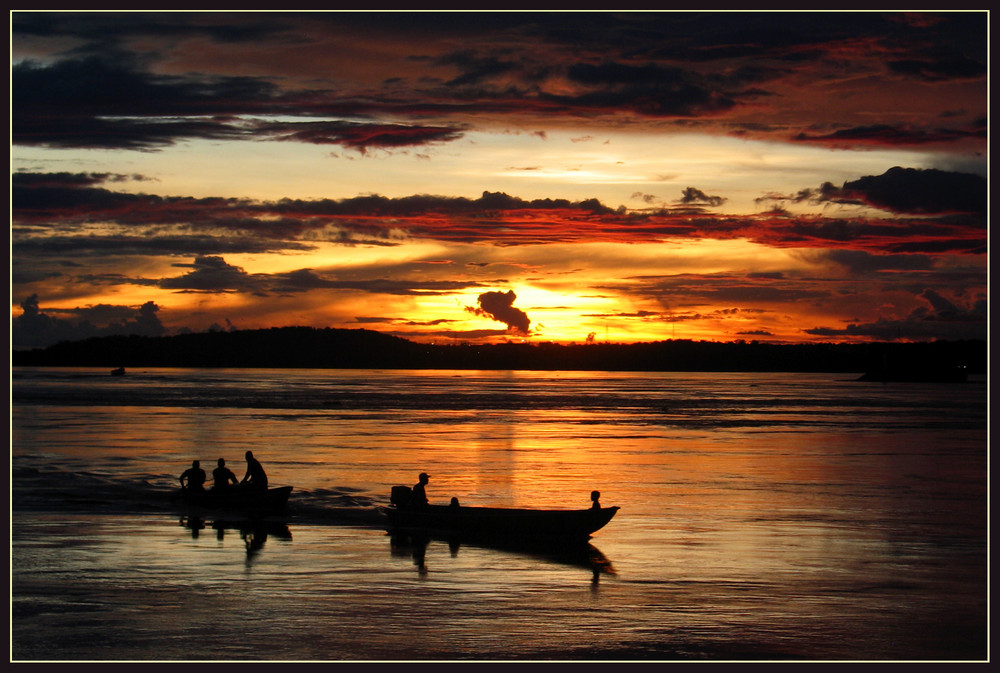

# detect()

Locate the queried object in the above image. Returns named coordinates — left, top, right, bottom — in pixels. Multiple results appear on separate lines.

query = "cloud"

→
left=13, top=235, right=317, bottom=260
left=12, top=294, right=168, bottom=349
left=436, top=49, right=522, bottom=86
left=254, top=119, right=467, bottom=152
left=11, top=57, right=272, bottom=149
left=794, top=124, right=984, bottom=148
left=812, top=249, right=935, bottom=275
left=160, top=255, right=263, bottom=292
left=805, top=286, right=986, bottom=340
left=679, top=187, right=726, bottom=207
left=837, top=167, right=986, bottom=216
left=11, top=55, right=468, bottom=153
left=12, top=171, right=988, bottom=264
left=11, top=12, right=986, bottom=155
left=269, top=269, right=485, bottom=296
left=554, top=60, right=744, bottom=118
left=465, top=290, right=531, bottom=335
left=887, top=56, right=986, bottom=81
left=746, top=167, right=987, bottom=252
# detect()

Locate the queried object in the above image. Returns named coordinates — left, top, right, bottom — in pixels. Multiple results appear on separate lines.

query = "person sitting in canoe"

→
left=591, top=490, right=601, bottom=509
left=212, top=458, right=239, bottom=491
left=179, top=460, right=207, bottom=492
left=241, top=450, right=268, bottom=491
left=411, top=472, right=430, bottom=508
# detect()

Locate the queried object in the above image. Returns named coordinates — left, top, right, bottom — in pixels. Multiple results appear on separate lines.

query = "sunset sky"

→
left=11, top=11, right=988, bottom=349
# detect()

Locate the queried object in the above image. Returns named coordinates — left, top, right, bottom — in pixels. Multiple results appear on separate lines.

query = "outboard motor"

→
left=390, top=485, right=412, bottom=507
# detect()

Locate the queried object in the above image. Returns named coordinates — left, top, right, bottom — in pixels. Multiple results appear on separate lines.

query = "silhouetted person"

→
left=212, top=458, right=239, bottom=491
left=411, top=472, right=430, bottom=508
left=450, top=496, right=460, bottom=508
left=241, top=450, right=268, bottom=491
left=591, top=490, right=601, bottom=510
left=179, top=460, right=206, bottom=492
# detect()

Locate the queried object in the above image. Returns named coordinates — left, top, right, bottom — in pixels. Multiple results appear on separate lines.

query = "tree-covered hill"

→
left=10, top=327, right=988, bottom=375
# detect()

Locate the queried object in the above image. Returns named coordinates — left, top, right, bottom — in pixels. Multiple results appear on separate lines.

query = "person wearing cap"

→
left=411, top=472, right=430, bottom=508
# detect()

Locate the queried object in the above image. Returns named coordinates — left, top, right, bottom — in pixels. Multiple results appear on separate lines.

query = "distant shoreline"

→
left=10, top=327, right=988, bottom=376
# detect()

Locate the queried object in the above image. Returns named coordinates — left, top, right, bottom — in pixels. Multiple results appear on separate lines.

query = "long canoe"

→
left=176, top=485, right=292, bottom=514
left=380, top=503, right=619, bottom=542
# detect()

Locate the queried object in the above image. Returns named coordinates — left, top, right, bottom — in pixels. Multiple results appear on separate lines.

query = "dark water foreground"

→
left=11, top=368, right=988, bottom=661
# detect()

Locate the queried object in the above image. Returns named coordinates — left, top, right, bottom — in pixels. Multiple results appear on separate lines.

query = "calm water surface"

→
left=10, top=367, right=988, bottom=661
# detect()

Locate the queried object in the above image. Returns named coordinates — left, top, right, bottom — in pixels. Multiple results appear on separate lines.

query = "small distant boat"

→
left=176, top=485, right=293, bottom=515
left=110, top=366, right=126, bottom=376
left=380, top=501, right=619, bottom=542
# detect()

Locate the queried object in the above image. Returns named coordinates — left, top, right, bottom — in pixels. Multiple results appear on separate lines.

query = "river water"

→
left=10, top=367, right=988, bottom=661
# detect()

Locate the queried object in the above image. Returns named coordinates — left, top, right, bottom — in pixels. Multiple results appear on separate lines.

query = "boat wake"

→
left=11, top=465, right=382, bottom=527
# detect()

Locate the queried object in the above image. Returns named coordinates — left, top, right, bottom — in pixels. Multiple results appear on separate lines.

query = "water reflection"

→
left=389, top=532, right=615, bottom=584
left=390, top=533, right=431, bottom=577
left=179, top=515, right=292, bottom=561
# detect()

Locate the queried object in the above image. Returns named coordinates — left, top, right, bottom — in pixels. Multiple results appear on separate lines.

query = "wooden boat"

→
left=380, top=502, right=619, bottom=542
left=176, top=485, right=292, bottom=515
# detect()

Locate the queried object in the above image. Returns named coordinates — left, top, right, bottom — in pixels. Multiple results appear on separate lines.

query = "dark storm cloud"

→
left=838, top=167, right=986, bottom=216
left=255, top=120, right=466, bottom=151
left=11, top=57, right=275, bottom=149
left=12, top=55, right=465, bottom=152
left=148, top=257, right=489, bottom=296
left=11, top=12, right=987, bottom=152
left=12, top=172, right=147, bottom=188
left=11, top=293, right=168, bottom=349
left=436, top=50, right=524, bottom=86
left=753, top=167, right=987, bottom=247
left=815, top=249, right=935, bottom=275
left=12, top=11, right=289, bottom=45
left=160, top=255, right=264, bottom=292
left=550, top=60, right=743, bottom=117
left=887, top=56, right=987, bottom=81
left=794, top=123, right=984, bottom=148
left=465, top=290, right=531, bottom=334
left=805, top=287, right=986, bottom=341
left=12, top=235, right=315, bottom=258
left=270, top=269, right=485, bottom=296
left=12, top=171, right=987, bottom=258
left=13, top=173, right=614, bottom=228
left=745, top=215, right=985, bottom=256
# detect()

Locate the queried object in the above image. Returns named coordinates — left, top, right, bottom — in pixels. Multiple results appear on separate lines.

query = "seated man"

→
left=179, top=460, right=207, bottom=492
left=212, top=458, right=239, bottom=491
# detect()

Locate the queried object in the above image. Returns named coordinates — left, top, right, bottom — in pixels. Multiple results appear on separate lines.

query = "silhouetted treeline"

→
left=9, top=327, right=987, bottom=375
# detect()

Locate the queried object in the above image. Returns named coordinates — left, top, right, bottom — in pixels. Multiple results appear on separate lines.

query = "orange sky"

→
left=11, top=11, right=987, bottom=348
